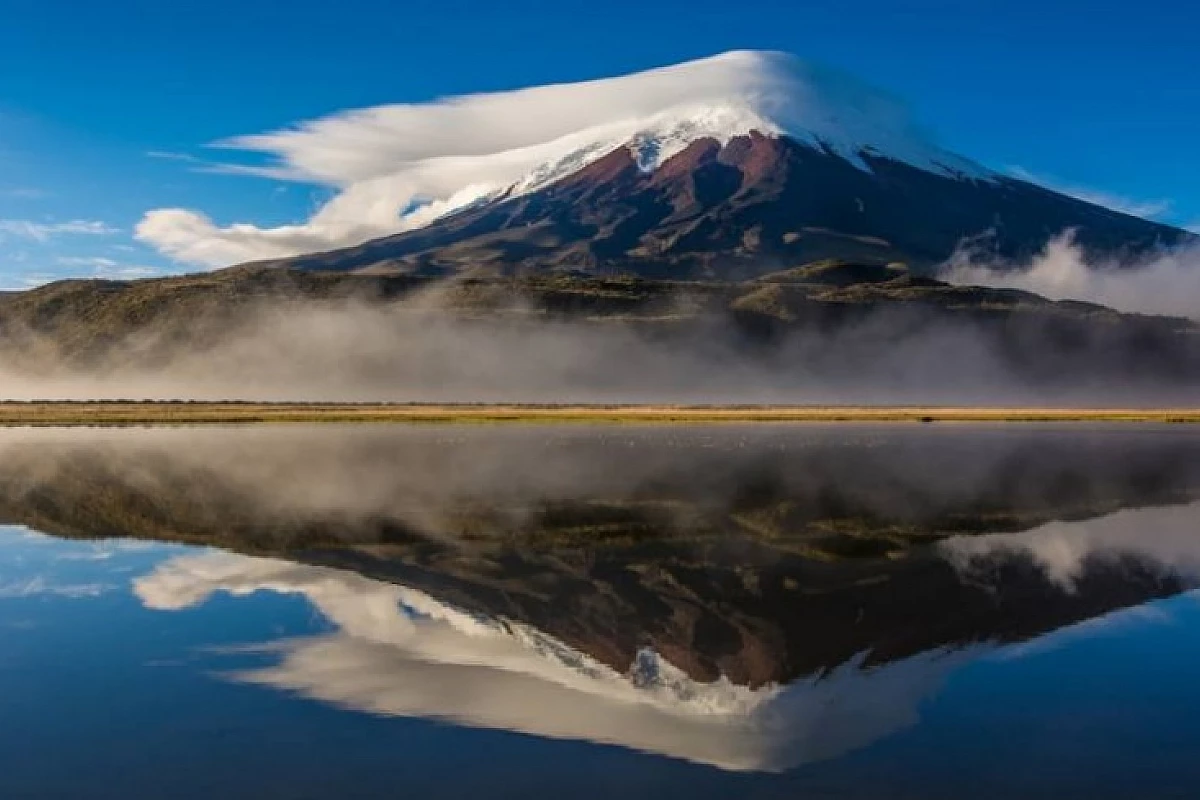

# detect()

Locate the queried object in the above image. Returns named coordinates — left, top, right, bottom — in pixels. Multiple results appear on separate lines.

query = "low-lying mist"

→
left=1, top=274, right=1195, bottom=404
left=942, top=230, right=1200, bottom=321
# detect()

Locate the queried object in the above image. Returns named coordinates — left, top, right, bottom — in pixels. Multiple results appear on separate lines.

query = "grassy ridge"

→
left=1, top=402, right=1199, bottom=426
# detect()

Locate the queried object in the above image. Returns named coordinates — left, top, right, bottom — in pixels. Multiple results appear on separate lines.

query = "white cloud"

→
left=136, top=206, right=384, bottom=266
left=1008, top=167, right=1172, bottom=221
left=135, top=50, right=986, bottom=269
left=0, top=219, right=119, bottom=242
left=943, top=231, right=1200, bottom=320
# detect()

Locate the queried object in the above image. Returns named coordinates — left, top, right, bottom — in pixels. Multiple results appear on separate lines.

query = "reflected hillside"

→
left=1, top=425, right=1199, bottom=685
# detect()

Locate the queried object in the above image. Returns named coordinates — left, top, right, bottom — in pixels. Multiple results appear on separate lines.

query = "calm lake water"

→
left=2, top=424, right=1200, bottom=799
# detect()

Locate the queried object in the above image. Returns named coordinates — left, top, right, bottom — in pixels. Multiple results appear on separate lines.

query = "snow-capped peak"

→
left=627, top=105, right=781, bottom=169
left=507, top=103, right=779, bottom=196
left=140, top=50, right=995, bottom=268
left=496, top=52, right=993, bottom=202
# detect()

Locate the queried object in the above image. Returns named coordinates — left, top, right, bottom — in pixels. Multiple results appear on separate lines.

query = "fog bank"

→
left=1, top=289, right=1193, bottom=404
left=943, top=231, right=1200, bottom=321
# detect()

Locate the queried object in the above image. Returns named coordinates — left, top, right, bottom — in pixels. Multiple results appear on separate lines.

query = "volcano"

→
left=224, top=51, right=1192, bottom=279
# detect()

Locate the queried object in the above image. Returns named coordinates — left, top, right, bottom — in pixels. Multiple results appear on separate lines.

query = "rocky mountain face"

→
left=269, top=132, right=1191, bottom=280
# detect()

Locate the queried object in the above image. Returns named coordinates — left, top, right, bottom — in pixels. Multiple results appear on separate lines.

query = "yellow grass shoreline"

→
left=1, top=402, right=1199, bottom=426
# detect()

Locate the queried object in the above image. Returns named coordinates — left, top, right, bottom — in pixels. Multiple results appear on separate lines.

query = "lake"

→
left=2, top=424, right=1199, bottom=798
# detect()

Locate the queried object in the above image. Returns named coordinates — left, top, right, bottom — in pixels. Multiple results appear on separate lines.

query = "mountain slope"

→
left=272, top=131, right=1190, bottom=280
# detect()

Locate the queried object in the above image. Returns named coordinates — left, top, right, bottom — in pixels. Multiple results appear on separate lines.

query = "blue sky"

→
left=1, top=0, right=1197, bottom=288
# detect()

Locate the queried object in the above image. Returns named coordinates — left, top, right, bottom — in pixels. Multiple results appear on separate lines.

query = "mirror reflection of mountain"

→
left=1, top=425, right=1198, bottom=687
left=133, top=545, right=985, bottom=772
left=130, top=492, right=1200, bottom=774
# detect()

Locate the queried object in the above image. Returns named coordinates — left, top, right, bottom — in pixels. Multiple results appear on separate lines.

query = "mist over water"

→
left=4, top=424, right=1199, bottom=546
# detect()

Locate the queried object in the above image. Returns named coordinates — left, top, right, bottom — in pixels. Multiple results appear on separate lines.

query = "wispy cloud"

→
left=0, top=576, right=114, bottom=599
left=1008, top=167, right=1172, bottom=221
left=146, top=150, right=204, bottom=164
left=0, top=219, right=119, bottom=242
left=146, top=150, right=235, bottom=173
left=147, top=149, right=303, bottom=181
left=55, top=256, right=161, bottom=280
left=56, top=256, right=121, bottom=267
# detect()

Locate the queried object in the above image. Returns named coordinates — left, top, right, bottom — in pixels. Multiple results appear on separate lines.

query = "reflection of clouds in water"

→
left=941, top=502, right=1200, bottom=591
left=0, top=576, right=114, bottom=599
left=53, top=550, right=115, bottom=562
left=0, top=526, right=134, bottom=599
left=135, top=551, right=977, bottom=772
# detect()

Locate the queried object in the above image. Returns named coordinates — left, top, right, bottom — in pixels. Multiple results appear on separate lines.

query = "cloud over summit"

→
left=134, top=50, right=980, bottom=269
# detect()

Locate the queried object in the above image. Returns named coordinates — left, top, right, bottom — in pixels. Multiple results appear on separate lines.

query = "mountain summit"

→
left=494, top=50, right=995, bottom=193
left=234, top=51, right=1188, bottom=279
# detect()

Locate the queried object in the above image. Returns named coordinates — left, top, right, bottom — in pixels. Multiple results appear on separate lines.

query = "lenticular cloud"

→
left=135, top=50, right=984, bottom=268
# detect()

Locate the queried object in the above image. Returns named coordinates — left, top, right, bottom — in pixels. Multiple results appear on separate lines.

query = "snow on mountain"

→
left=137, top=51, right=992, bottom=268
left=135, top=550, right=771, bottom=719
left=434, top=55, right=996, bottom=216
left=508, top=54, right=993, bottom=200
left=508, top=104, right=784, bottom=196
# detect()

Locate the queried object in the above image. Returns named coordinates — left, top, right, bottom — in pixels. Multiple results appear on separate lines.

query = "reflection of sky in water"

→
left=3, top=507, right=1200, bottom=799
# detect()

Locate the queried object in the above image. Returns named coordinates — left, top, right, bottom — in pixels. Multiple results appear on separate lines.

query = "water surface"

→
left=2, top=424, right=1199, bottom=798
